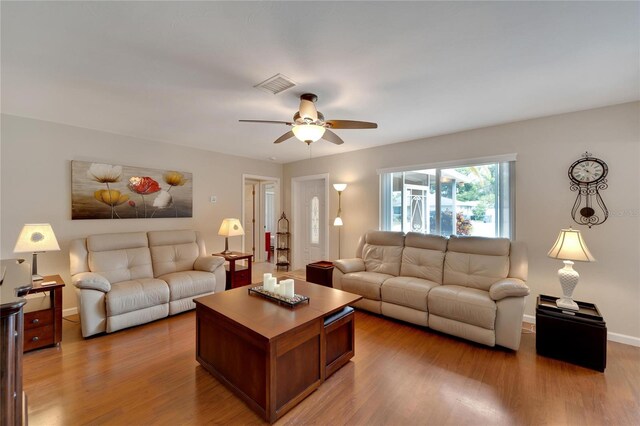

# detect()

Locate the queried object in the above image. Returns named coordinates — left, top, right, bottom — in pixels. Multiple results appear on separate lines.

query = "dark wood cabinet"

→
left=1, top=258, right=32, bottom=426
left=24, top=275, right=65, bottom=352
left=536, top=294, right=607, bottom=372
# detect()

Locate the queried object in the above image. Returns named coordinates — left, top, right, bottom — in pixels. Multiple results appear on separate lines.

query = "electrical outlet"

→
left=210, top=196, right=217, bottom=203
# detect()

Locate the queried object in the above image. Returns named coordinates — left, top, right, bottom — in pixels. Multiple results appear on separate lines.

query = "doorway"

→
left=291, top=174, right=329, bottom=270
left=242, top=175, right=280, bottom=263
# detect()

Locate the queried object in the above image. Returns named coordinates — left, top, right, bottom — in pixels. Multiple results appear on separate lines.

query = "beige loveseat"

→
left=70, top=230, right=225, bottom=337
left=333, top=231, right=529, bottom=350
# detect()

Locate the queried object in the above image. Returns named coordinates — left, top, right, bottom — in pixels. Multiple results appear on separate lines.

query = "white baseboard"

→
left=522, top=314, right=640, bottom=347
left=63, top=307, right=78, bottom=317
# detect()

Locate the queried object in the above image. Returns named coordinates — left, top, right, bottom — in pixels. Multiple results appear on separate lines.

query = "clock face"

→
left=569, top=158, right=607, bottom=184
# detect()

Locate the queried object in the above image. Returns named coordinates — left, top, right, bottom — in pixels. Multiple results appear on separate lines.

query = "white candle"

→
left=263, top=273, right=272, bottom=286
left=269, top=277, right=277, bottom=292
left=273, top=283, right=281, bottom=296
left=284, top=280, right=294, bottom=298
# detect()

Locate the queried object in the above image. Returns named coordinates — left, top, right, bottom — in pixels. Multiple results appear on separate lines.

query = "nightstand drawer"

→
left=24, top=310, right=54, bottom=330
left=24, top=325, right=54, bottom=351
left=235, top=267, right=251, bottom=284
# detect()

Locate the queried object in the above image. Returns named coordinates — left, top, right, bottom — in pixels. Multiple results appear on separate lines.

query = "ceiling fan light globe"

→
left=292, top=124, right=326, bottom=143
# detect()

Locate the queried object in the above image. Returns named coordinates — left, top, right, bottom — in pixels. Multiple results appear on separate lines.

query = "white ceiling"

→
left=2, top=1, right=638, bottom=164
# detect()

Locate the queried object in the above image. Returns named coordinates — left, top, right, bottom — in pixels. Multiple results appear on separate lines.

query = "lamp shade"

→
left=14, top=224, right=60, bottom=253
left=218, top=218, right=245, bottom=237
left=333, top=183, right=347, bottom=192
left=292, top=124, right=326, bottom=143
left=547, top=228, right=595, bottom=262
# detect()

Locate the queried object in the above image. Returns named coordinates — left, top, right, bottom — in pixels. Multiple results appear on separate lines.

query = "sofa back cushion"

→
left=148, top=230, right=203, bottom=277
left=361, top=231, right=404, bottom=276
left=87, top=232, right=153, bottom=284
left=444, top=236, right=510, bottom=291
left=400, top=232, right=448, bottom=283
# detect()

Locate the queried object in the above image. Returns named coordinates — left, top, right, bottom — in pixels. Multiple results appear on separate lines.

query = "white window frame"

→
left=378, top=154, right=517, bottom=239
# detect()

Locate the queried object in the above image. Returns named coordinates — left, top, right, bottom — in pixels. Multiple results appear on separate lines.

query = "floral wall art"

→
left=71, top=161, right=193, bottom=219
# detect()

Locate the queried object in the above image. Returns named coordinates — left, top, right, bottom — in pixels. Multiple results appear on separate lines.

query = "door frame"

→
left=291, top=173, right=330, bottom=270
left=242, top=174, right=280, bottom=262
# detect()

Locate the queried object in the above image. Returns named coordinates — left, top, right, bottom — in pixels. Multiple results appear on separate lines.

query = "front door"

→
left=295, top=178, right=326, bottom=268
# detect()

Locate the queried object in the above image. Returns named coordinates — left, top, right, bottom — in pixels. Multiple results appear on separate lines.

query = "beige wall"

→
left=283, top=102, right=640, bottom=340
left=0, top=114, right=282, bottom=311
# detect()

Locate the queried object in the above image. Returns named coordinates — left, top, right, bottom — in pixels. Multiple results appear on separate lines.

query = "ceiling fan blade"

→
left=239, top=120, right=293, bottom=125
left=325, top=120, right=378, bottom=129
left=322, top=129, right=344, bottom=145
left=273, top=131, right=295, bottom=144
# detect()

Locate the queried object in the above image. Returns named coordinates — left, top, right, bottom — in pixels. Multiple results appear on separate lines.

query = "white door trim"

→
left=242, top=174, right=280, bottom=259
left=291, top=173, right=330, bottom=270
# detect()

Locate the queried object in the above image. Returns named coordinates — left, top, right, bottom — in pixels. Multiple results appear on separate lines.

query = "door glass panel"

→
left=311, top=196, right=319, bottom=244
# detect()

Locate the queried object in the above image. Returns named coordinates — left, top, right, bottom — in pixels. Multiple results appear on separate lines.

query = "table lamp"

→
left=547, top=227, right=595, bottom=310
left=13, top=223, right=61, bottom=281
left=218, top=218, right=245, bottom=255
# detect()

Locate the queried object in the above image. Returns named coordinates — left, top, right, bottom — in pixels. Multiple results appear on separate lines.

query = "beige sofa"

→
left=333, top=231, right=529, bottom=350
left=70, top=230, right=225, bottom=337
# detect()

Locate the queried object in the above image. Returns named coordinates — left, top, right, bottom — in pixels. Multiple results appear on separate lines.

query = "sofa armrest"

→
left=489, top=278, right=529, bottom=301
left=194, top=256, right=225, bottom=273
left=72, top=272, right=111, bottom=293
left=334, top=258, right=365, bottom=274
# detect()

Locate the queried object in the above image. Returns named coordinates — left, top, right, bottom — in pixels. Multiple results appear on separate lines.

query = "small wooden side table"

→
left=213, top=252, right=253, bottom=290
left=24, top=275, right=65, bottom=352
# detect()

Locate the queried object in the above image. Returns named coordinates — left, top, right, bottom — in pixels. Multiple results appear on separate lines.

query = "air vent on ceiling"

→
left=254, top=73, right=296, bottom=95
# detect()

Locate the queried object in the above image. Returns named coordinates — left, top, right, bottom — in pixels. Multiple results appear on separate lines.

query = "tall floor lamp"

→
left=333, top=183, right=347, bottom=259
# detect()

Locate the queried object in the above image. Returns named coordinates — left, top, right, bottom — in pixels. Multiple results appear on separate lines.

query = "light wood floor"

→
left=23, top=301, right=640, bottom=425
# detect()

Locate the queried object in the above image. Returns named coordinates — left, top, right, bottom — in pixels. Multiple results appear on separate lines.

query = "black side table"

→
left=536, top=294, right=607, bottom=372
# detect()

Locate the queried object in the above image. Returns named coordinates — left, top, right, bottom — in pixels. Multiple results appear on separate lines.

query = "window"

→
left=310, top=196, right=320, bottom=244
left=380, top=156, right=515, bottom=238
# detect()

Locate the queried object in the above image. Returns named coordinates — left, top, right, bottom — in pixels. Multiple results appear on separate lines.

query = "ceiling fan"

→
left=239, top=93, right=377, bottom=145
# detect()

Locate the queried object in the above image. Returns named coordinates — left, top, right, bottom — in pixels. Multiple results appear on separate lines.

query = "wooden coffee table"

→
left=194, top=280, right=362, bottom=423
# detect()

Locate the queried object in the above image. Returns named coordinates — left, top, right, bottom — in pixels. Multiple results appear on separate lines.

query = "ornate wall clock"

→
left=568, top=152, right=609, bottom=227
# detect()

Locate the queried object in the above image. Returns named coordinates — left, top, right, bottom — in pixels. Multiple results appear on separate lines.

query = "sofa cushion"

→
left=443, top=251, right=509, bottom=291
left=362, top=244, right=403, bottom=276
left=106, top=278, right=169, bottom=316
left=400, top=247, right=446, bottom=283
left=446, top=235, right=510, bottom=256
left=88, top=247, right=154, bottom=284
left=148, top=230, right=200, bottom=277
left=428, top=285, right=496, bottom=330
left=341, top=271, right=393, bottom=301
left=159, top=270, right=216, bottom=301
left=381, top=276, right=439, bottom=312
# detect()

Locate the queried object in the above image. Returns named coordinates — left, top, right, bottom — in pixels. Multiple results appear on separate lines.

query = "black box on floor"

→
left=536, top=294, right=607, bottom=372
left=306, top=261, right=334, bottom=287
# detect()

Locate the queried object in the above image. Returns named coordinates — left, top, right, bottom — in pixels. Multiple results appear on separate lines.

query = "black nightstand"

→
left=536, top=294, right=607, bottom=372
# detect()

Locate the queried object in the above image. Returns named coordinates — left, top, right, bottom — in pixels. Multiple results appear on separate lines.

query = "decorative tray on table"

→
left=248, top=286, right=310, bottom=308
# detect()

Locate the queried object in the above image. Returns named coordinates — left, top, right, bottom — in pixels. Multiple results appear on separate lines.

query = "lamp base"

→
left=556, top=297, right=579, bottom=311
left=32, top=274, right=44, bottom=281
left=556, top=260, right=580, bottom=311
left=221, top=237, right=231, bottom=255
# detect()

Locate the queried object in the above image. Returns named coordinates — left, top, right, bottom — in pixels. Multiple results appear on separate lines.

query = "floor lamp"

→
left=333, top=183, right=346, bottom=259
